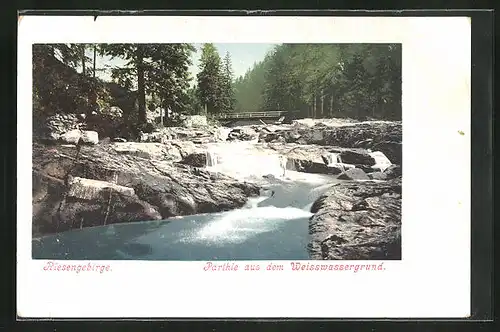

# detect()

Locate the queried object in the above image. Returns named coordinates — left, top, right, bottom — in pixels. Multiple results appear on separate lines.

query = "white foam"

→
left=370, top=151, right=393, bottom=172
left=180, top=206, right=313, bottom=245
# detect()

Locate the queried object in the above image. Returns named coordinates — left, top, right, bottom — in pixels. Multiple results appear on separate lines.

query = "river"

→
left=32, top=140, right=390, bottom=260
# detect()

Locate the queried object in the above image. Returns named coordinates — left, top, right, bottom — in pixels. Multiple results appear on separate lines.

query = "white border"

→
left=17, top=16, right=471, bottom=318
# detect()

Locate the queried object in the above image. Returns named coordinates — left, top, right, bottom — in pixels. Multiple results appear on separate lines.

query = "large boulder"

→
left=179, top=152, right=207, bottom=167
left=286, top=158, right=342, bottom=175
left=337, top=168, right=370, bottom=180
left=227, top=127, right=258, bottom=141
left=35, top=113, right=83, bottom=141
left=32, top=171, right=162, bottom=235
left=372, top=141, right=402, bottom=165
left=338, top=150, right=376, bottom=166
left=383, top=164, right=402, bottom=179
left=32, top=143, right=260, bottom=236
left=60, top=129, right=82, bottom=145
left=67, top=177, right=135, bottom=200
left=183, top=115, right=208, bottom=128
left=258, top=121, right=402, bottom=164
left=81, top=131, right=99, bottom=145
left=309, top=178, right=402, bottom=260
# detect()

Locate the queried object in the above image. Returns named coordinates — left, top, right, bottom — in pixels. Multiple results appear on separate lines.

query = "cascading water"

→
left=205, top=150, right=218, bottom=168
left=32, top=140, right=341, bottom=261
left=369, top=151, right=392, bottom=172
left=323, top=152, right=352, bottom=172
left=201, top=141, right=289, bottom=181
left=322, top=151, right=392, bottom=173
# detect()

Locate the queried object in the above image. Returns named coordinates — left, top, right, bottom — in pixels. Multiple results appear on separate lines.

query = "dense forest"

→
left=33, top=43, right=401, bottom=131
left=234, top=43, right=401, bottom=120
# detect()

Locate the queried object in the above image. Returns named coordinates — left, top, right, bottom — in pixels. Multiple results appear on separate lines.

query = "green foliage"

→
left=233, top=43, right=401, bottom=120
left=34, top=43, right=196, bottom=133
left=219, top=51, right=236, bottom=113
left=32, top=44, right=105, bottom=117
left=196, top=43, right=224, bottom=115
left=233, top=60, right=268, bottom=112
left=100, top=43, right=196, bottom=124
left=194, top=45, right=237, bottom=115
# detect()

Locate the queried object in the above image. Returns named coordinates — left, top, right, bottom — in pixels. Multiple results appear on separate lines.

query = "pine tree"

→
left=101, top=43, right=195, bottom=125
left=196, top=43, right=223, bottom=115
left=220, top=51, right=235, bottom=113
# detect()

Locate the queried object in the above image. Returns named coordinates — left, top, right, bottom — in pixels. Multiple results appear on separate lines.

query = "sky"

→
left=83, top=43, right=277, bottom=85
left=189, top=43, right=276, bottom=80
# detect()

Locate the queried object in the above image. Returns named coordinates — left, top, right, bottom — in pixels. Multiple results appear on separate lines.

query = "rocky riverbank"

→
left=309, top=178, right=402, bottom=260
left=32, top=141, right=260, bottom=235
left=32, top=115, right=402, bottom=261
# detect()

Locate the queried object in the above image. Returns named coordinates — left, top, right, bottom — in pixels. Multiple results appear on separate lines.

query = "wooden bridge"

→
left=214, top=110, right=299, bottom=123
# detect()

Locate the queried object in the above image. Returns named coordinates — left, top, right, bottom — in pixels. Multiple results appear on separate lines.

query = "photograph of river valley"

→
left=31, top=43, right=402, bottom=261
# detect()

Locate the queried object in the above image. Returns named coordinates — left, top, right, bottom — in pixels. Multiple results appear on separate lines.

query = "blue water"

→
left=32, top=171, right=339, bottom=261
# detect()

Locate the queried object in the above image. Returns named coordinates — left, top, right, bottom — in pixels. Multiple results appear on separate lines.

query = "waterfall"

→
left=369, top=151, right=392, bottom=172
left=323, top=153, right=338, bottom=166
left=205, top=150, right=218, bottom=168
left=202, top=142, right=288, bottom=180
left=336, top=154, right=346, bottom=173
left=322, top=152, right=352, bottom=172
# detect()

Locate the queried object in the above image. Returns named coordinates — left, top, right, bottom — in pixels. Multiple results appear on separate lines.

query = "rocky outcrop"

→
left=368, top=165, right=402, bottom=181
left=337, top=150, right=375, bottom=166
left=258, top=121, right=402, bottom=164
left=37, top=113, right=84, bottom=141
left=139, top=126, right=223, bottom=144
left=286, top=159, right=342, bottom=175
left=58, top=129, right=99, bottom=145
left=227, top=127, right=259, bottom=141
left=110, top=141, right=196, bottom=162
left=178, top=152, right=207, bottom=168
left=337, top=168, right=370, bottom=180
left=32, top=143, right=260, bottom=236
left=33, top=172, right=163, bottom=235
left=309, top=178, right=402, bottom=260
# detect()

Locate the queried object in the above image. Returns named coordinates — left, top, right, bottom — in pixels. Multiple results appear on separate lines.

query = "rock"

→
left=383, top=164, right=402, bottom=179
left=101, top=106, right=124, bottom=119
left=355, top=164, right=379, bottom=174
left=45, top=132, right=61, bottom=141
left=81, top=131, right=99, bottom=145
left=179, top=152, right=207, bottom=167
left=113, top=137, right=127, bottom=143
left=34, top=113, right=83, bottom=141
left=227, top=127, right=258, bottom=141
left=100, top=137, right=112, bottom=145
left=337, top=168, right=370, bottom=180
left=67, top=177, right=135, bottom=200
left=32, top=171, right=162, bottom=235
left=372, top=141, right=402, bottom=165
left=338, top=150, right=376, bottom=166
left=183, top=115, right=208, bottom=127
left=60, top=129, right=82, bottom=144
left=113, top=142, right=166, bottom=160
left=111, top=141, right=195, bottom=162
left=258, top=121, right=402, bottom=158
left=287, top=158, right=342, bottom=175
left=309, top=178, right=401, bottom=260
left=368, top=172, right=388, bottom=180
left=32, top=143, right=261, bottom=235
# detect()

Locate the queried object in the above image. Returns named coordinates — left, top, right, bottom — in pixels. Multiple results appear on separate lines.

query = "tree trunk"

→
left=329, top=94, right=334, bottom=117
left=160, top=96, right=164, bottom=127
left=321, top=92, right=324, bottom=118
left=93, top=44, right=97, bottom=79
left=136, top=46, right=146, bottom=124
left=81, top=45, right=86, bottom=76
left=313, top=96, right=316, bottom=119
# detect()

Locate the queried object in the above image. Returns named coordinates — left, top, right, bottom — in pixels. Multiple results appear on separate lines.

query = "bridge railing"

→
left=214, top=110, right=291, bottom=119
